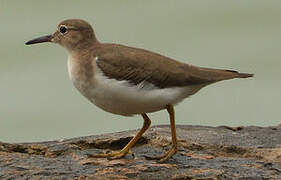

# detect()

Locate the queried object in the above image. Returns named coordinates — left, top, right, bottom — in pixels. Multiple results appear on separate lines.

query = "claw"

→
left=90, top=149, right=133, bottom=160
left=158, top=146, right=177, bottom=162
left=144, top=145, right=178, bottom=162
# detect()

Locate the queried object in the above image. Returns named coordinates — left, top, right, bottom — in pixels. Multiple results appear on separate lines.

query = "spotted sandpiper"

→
left=25, top=19, right=253, bottom=162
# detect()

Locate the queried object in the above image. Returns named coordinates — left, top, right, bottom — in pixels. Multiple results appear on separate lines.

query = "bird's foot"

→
left=89, top=149, right=134, bottom=160
left=145, top=144, right=177, bottom=163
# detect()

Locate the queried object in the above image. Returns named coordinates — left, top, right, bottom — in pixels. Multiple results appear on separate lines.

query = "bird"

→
left=25, top=19, right=253, bottom=162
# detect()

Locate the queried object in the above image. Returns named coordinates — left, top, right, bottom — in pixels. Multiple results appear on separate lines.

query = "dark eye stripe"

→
left=58, top=26, right=88, bottom=32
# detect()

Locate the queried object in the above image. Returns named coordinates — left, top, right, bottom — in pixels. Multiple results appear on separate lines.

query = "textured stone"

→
left=0, top=125, right=280, bottom=179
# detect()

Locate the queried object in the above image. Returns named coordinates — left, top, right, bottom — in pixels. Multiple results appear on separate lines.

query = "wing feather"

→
left=94, top=44, right=248, bottom=89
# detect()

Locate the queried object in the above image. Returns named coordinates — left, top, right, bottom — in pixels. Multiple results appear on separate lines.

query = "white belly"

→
left=86, top=70, right=200, bottom=116
left=68, top=56, right=199, bottom=116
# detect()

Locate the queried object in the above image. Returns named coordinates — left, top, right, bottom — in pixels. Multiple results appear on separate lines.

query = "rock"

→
left=0, top=125, right=280, bottom=179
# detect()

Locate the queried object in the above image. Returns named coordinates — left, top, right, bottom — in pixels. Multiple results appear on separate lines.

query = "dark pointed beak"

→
left=25, top=35, right=53, bottom=45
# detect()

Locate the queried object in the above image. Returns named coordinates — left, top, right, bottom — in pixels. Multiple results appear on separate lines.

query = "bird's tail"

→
left=197, top=67, right=254, bottom=82
left=224, top=70, right=254, bottom=78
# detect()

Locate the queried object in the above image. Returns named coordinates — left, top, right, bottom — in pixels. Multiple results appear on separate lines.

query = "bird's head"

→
left=25, top=19, right=98, bottom=51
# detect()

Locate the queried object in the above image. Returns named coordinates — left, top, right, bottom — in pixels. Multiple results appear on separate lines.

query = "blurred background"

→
left=1, top=1, right=280, bottom=142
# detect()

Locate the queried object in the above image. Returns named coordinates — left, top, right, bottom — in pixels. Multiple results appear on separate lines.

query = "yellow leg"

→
left=145, top=104, right=178, bottom=162
left=91, top=113, right=151, bottom=159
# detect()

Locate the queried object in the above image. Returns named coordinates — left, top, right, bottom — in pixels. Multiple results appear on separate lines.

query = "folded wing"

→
left=95, top=44, right=253, bottom=89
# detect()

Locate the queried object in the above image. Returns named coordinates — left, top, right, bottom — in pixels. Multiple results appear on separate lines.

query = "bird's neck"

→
left=66, top=35, right=100, bottom=53
left=67, top=48, right=96, bottom=91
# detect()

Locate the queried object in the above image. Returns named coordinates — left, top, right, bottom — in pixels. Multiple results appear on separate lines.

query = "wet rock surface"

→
left=0, top=125, right=280, bottom=179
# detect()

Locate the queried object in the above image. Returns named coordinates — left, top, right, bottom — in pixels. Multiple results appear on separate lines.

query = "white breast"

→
left=67, top=54, right=94, bottom=97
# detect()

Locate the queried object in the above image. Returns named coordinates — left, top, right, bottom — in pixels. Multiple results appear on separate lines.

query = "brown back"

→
left=94, top=43, right=253, bottom=89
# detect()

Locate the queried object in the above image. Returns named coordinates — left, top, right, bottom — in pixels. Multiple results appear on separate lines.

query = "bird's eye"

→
left=59, top=26, right=67, bottom=34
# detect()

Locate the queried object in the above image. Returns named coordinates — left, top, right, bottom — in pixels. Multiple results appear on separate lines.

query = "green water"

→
left=1, top=1, right=280, bottom=142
